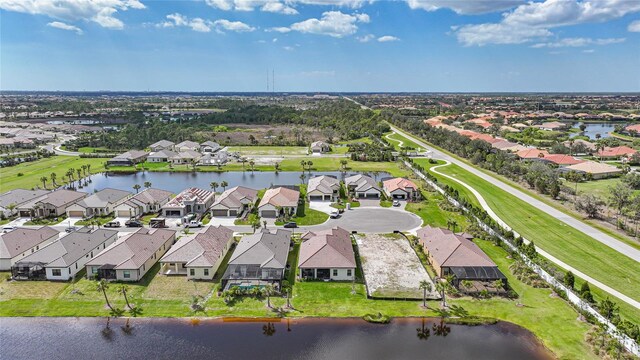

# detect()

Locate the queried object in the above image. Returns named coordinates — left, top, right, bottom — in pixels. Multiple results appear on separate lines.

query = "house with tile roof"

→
left=13, top=228, right=118, bottom=280
left=16, top=189, right=87, bottom=218
left=160, top=225, right=234, bottom=280
left=307, top=175, right=340, bottom=201
left=0, top=189, right=49, bottom=217
left=65, top=188, right=133, bottom=218
left=541, top=154, right=584, bottom=167
left=596, top=146, right=637, bottom=160
left=221, top=229, right=291, bottom=289
left=149, top=139, right=175, bottom=152
left=298, top=227, right=355, bottom=281
left=383, top=177, right=419, bottom=200
left=258, top=187, right=300, bottom=218
left=86, top=228, right=176, bottom=281
left=113, top=188, right=174, bottom=218
left=517, top=148, right=549, bottom=160
left=416, top=226, right=506, bottom=287
left=107, top=150, right=149, bottom=166
left=210, top=186, right=258, bottom=217
left=161, top=187, right=215, bottom=217
left=0, top=226, right=59, bottom=270
left=147, top=149, right=177, bottom=163
left=344, top=174, right=381, bottom=198
left=560, top=161, right=623, bottom=179
left=175, top=140, right=201, bottom=152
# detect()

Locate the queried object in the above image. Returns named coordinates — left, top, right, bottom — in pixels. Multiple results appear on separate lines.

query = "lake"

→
left=570, top=122, right=616, bottom=139
left=0, top=317, right=553, bottom=360
left=78, top=171, right=391, bottom=194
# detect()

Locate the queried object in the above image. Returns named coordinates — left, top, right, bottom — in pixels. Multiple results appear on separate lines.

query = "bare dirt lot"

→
left=211, top=124, right=324, bottom=146
left=357, top=233, right=437, bottom=299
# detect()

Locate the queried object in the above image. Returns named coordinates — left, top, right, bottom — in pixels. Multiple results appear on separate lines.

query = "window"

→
left=204, top=269, right=209, bottom=276
left=347, top=269, right=352, bottom=277
left=52, top=269, right=61, bottom=276
left=190, top=269, right=195, bottom=276
left=91, top=267, right=97, bottom=274
left=333, top=269, right=338, bottom=276
left=123, top=271, right=131, bottom=279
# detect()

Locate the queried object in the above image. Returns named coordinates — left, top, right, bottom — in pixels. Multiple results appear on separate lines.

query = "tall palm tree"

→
left=299, top=173, right=306, bottom=185
left=419, top=280, right=432, bottom=308
left=76, top=168, right=82, bottom=180
left=281, top=280, right=292, bottom=308
left=340, top=159, right=348, bottom=171
left=274, top=162, right=280, bottom=173
left=87, top=164, right=92, bottom=175
left=40, top=176, right=48, bottom=189
left=120, top=285, right=132, bottom=310
left=81, top=164, right=88, bottom=176
left=96, top=279, right=113, bottom=311
left=262, top=284, right=276, bottom=308
left=50, top=172, right=57, bottom=187
left=249, top=160, right=255, bottom=173
left=133, top=184, right=141, bottom=193
left=143, top=181, right=152, bottom=189
left=210, top=182, right=219, bottom=196
left=435, top=279, right=448, bottom=308
left=221, top=181, right=228, bottom=191
left=240, top=157, right=247, bottom=171
left=306, top=160, right=313, bottom=172
left=416, top=317, right=431, bottom=341
left=300, top=160, right=307, bottom=171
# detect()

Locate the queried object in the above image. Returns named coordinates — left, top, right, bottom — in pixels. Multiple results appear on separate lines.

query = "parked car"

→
left=65, top=226, right=79, bottom=233
left=283, top=222, right=298, bottom=228
left=2, top=225, right=15, bottom=233
left=393, top=200, right=401, bottom=207
left=104, top=221, right=121, bottom=228
left=330, top=210, right=340, bottom=219
left=125, top=219, right=143, bottom=227
left=184, top=220, right=203, bottom=228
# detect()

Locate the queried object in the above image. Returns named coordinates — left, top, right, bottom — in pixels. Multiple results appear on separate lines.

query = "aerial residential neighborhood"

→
left=1, top=0, right=640, bottom=359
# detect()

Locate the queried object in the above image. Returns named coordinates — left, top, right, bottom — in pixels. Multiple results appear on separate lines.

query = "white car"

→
left=392, top=200, right=401, bottom=207
left=330, top=210, right=340, bottom=219
left=185, top=220, right=203, bottom=228
left=2, top=225, right=15, bottom=233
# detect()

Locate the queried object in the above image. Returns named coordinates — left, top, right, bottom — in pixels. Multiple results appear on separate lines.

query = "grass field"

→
left=275, top=203, right=329, bottom=226
left=227, top=146, right=309, bottom=155
left=385, top=131, right=424, bottom=151
left=0, top=156, right=107, bottom=192
left=423, top=161, right=640, bottom=305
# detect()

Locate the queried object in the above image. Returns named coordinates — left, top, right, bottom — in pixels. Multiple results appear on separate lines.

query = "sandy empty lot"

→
left=357, top=233, right=437, bottom=299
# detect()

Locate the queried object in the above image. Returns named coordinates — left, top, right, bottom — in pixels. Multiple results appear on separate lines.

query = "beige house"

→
left=160, top=225, right=234, bottom=280
left=560, top=161, right=623, bottom=179
left=66, top=188, right=133, bottom=218
left=86, top=228, right=176, bottom=282
left=258, top=187, right=300, bottom=218
left=383, top=177, right=419, bottom=200
left=0, top=227, right=59, bottom=270
left=310, top=141, right=330, bottom=153
left=299, top=227, right=355, bottom=281
left=113, top=188, right=174, bottom=218
left=149, top=140, right=175, bottom=152
left=307, top=175, right=340, bottom=201
left=210, top=186, right=258, bottom=217
left=16, top=189, right=86, bottom=218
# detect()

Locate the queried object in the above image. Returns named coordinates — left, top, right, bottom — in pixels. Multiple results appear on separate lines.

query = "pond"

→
left=570, top=122, right=616, bottom=140
left=77, top=171, right=391, bottom=194
left=0, top=317, right=553, bottom=360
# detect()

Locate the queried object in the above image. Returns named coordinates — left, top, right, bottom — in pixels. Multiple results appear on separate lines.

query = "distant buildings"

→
left=107, top=150, right=149, bottom=166
left=310, top=141, right=330, bottom=154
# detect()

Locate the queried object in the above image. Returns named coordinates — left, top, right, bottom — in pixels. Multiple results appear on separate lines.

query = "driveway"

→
left=309, top=200, right=335, bottom=214
left=357, top=199, right=380, bottom=207
left=325, top=207, right=422, bottom=233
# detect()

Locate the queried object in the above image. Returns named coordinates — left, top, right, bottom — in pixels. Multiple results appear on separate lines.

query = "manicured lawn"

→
left=75, top=215, right=115, bottom=226
left=24, top=216, right=66, bottom=226
left=405, top=193, right=468, bottom=230
left=0, top=156, right=106, bottom=192
left=77, top=147, right=112, bottom=154
left=227, top=146, right=309, bottom=155
left=429, top=161, right=640, bottom=304
left=385, top=131, right=424, bottom=151
left=412, top=158, right=481, bottom=208
left=275, top=203, right=328, bottom=226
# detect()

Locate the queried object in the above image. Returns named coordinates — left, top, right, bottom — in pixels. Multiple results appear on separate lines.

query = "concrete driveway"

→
left=309, top=200, right=335, bottom=214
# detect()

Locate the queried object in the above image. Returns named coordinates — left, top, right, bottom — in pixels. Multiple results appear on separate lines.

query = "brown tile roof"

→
left=259, top=187, right=300, bottom=208
left=416, top=226, right=496, bottom=268
left=298, top=227, right=355, bottom=269
left=0, top=226, right=59, bottom=259
left=160, top=225, right=233, bottom=267
left=563, top=161, right=622, bottom=175
left=383, top=178, right=418, bottom=193
left=542, top=154, right=584, bottom=166
left=596, top=146, right=637, bottom=158
left=87, top=228, right=175, bottom=270
left=517, top=148, right=549, bottom=159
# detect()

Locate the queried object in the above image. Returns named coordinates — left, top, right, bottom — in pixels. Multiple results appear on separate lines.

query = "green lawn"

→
left=427, top=161, right=640, bottom=305
left=77, top=147, right=113, bottom=154
left=227, top=146, right=309, bottom=155
left=0, top=156, right=107, bottom=192
left=75, top=215, right=115, bottom=226
left=405, top=193, right=468, bottom=230
left=412, top=159, right=481, bottom=208
left=275, top=203, right=328, bottom=226
left=385, top=131, right=424, bottom=151
left=24, top=216, right=66, bottom=226
left=339, top=136, right=372, bottom=144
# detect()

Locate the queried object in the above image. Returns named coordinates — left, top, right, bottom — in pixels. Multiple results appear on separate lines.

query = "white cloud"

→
left=47, top=21, right=83, bottom=35
left=267, top=27, right=292, bottom=33
left=262, top=1, right=298, bottom=14
left=0, top=0, right=144, bottom=29
left=378, top=35, right=399, bottom=42
left=629, top=20, right=640, bottom=32
left=357, top=34, right=375, bottom=42
left=206, top=0, right=298, bottom=14
left=582, top=49, right=595, bottom=53
left=288, top=0, right=369, bottom=8
left=531, top=37, right=625, bottom=48
left=158, top=13, right=255, bottom=33
left=214, top=19, right=256, bottom=32
left=283, top=45, right=294, bottom=51
left=406, top=0, right=522, bottom=14
left=289, top=11, right=370, bottom=37
left=451, top=0, right=640, bottom=46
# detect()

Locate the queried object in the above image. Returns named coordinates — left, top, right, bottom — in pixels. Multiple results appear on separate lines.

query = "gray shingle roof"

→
left=75, top=188, right=132, bottom=208
left=307, top=175, right=340, bottom=195
left=0, top=189, right=49, bottom=208
left=0, top=226, right=59, bottom=259
left=228, top=229, right=291, bottom=269
left=416, top=226, right=496, bottom=268
left=299, top=227, right=355, bottom=269
left=212, top=186, right=258, bottom=210
left=18, top=228, right=118, bottom=267
left=160, top=225, right=233, bottom=267
left=87, top=228, right=176, bottom=270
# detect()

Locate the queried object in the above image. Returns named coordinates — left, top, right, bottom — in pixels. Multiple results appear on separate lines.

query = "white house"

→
left=258, top=187, right=300, bottom=218
left=0, top=189, right=49, bottom=217
left=161, top=187, right=215, bottom=217
left=210, top=186, right=258, bottom=217
left=175, top=140, right=201, bottom=152
left=169, top=150, right=202, bottom=165
left=13, top=228, right=118, bottom=281
left=200, top=141, right=220, bottom=153
left=16, top=189, right=86, bottom=218
left=344, top=174, right=381, bottom=198
left=149, top=140, right=175, bottom=152
left=113, top=188, right=174, bottom=218
left=160, top=225, right=234, bottom=280
left=86, top=228, right=176, bottom=282
left=310, top=141, right=330, bottom=153
left=0, top=227, right=59, bottom=270
left=147, top=149, right=177, bottom=163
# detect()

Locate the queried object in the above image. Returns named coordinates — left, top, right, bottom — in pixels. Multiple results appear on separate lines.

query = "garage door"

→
left=229, top=210, right=238, bottom=216
left=211, top=209, right=228, bottom=216
left=68, top=211, right=84, bottom=217
left=117, top=210, right=131, bottom=218
left=261, top=210, right=277, bottom=218
left=365, top=192, right=379, bottom=198
left=309, top=195, right=324, bottom=201
left=19, top=210, right=31, bottom=217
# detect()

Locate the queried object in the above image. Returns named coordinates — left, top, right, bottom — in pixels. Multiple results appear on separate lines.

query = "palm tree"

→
left=143, top=181, right=152, bottom=189
left=450, top=220, right=458, bottom=232
left=96, top=279, right=113, bottom=311
left=262, top=322, right=276, bottom=337
left=50, top=172, right=57, bottom=187
left=416, top=317, right=431, bottom=341
left=86, top=164, right=92, bottom=175
left=81, top=164, right=88, bottom=176
left=210, top=181, right=219, bottom=194
left=120, top=285, right=132, bottom=310
left=299, top=173, right=306, bottom=185
left=306, top=160, right=313, bottom=172
left=133, top=184, right=141, bottom=193
left=249, top=160, right=255, bottom=172
left=300, top=160, right=307, bottom=171
left=240, top=157, right=247, bottom=171
left=274, top=162, right=280, bottom=174
left=221, top=181, right=228, bottom=191
left=76, top=168, right=82, bottom=180
left=340, top=159, right=348, bottom=171
left=40, top=176, right=48, bottom=189
left=281, top=280, right=292, bottom=308
left=419, top=280, right=432, bottom=308
left=262, top=284, right=276, bottom=308
left=251, top=217, right=261, bottom=233
left=435, top=279, right=448, bottom=308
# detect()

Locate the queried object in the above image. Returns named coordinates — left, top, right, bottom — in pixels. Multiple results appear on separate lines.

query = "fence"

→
left=403, top=159, right=640, bottom=356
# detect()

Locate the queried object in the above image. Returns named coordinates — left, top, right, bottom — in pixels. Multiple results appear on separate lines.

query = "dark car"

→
left=283, top=222, right=298, bottom=229
left=125, top=220, right=143, bottom=227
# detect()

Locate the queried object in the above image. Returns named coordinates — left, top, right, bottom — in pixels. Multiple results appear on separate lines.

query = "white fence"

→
left=404, top=160, right=640, bottom=356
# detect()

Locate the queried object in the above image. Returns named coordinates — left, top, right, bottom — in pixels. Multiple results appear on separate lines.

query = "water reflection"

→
left=416, top=318, right=431, bottom=341
left=262, top=322, right=277, bottom=337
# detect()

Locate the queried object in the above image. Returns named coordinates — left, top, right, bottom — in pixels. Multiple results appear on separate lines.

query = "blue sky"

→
left=1, top=0, right=639, bottom=92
